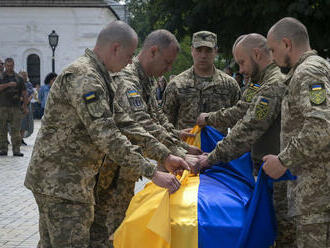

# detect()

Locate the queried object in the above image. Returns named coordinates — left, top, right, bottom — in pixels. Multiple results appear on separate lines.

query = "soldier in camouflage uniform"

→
left=264, top=17, right=330, bottom=248
left=113, top=29, right=201, bottom=159
left=162, top=31, right=241, bottom=134
left=96, top=30, right=202, bottom=246
left=194, top=33, right=295, bottom=247
left=0, top=58, right=28, bottom=156
left=24, top=21, right=188, bottom=248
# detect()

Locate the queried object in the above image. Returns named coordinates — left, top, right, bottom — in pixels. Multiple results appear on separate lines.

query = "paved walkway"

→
left=0, top=120, right=149, bottom=248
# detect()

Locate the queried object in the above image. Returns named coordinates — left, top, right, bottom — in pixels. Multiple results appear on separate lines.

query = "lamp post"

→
left=48, top=30, right=59, bottom=73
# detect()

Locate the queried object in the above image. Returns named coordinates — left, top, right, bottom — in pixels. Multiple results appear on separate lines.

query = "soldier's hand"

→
left=187, top=145, right=202, bottom=155
left=190, top=154, right=210, bottom=175
left=179, top=128, right=195, bottom=140
left=164, top=154, right=190, bottom=175
left=8, top=81, right=17, bottom=87
left=197, top=113, right=209, bottom=127
left=262, top=154, right=287, bottom=179
left=152, top=171, right=181, bottom=194
left=185, top=154, right=199, bottom=170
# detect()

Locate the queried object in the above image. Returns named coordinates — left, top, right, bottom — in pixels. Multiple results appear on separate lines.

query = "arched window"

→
left=27, top=54, right=40, bottom=86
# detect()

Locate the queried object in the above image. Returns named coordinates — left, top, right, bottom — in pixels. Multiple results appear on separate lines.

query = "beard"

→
left=279, top=55, right=291, bottom=74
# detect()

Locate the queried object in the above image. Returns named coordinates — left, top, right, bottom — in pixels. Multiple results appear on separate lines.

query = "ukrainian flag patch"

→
left=83, top=91, right=97, bottom=103
left=126, top=89, right=144, bottom=111
left=128, top=90, right=138, bottom=96
left=309, top=83, right=326, bottom=105
left=255, top=97, right=270, bottom=120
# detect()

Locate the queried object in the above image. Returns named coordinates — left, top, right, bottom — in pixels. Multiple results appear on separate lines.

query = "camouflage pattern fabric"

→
left=207, top=63, right=286, bottom=164
left=90, top=157, right=137, bottom=248
left=278, top=50, right=330, bottom=218
left=113, top=58, right=190, bottom=159
left=192, top=31, right=217, bottom=48
left=34, top=193, right=94, bottom=248
left=206, top=78, right=268, bottom=131
left=0, top=106, right=23, bottom=153
left=25, top=49, right=156, bottom=206
left=294, top=212, right=330, bottom=248
left=273, top=181, right=296, bottom=248
left=162, top=66, right=241, bottom=132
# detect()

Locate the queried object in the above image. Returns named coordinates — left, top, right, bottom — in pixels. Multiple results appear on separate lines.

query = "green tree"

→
left=125, top=0, right=330, bottom=58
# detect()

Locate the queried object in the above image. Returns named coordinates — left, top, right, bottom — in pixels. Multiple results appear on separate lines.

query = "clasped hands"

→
left=152, top=148, right=210, bottom=194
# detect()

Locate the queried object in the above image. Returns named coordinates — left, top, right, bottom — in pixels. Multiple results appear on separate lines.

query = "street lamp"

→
left=48, top=30, right=59, bottom=73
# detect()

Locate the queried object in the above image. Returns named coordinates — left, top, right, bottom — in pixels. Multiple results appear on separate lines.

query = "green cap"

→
left=192, top=31, right=217, bottom=48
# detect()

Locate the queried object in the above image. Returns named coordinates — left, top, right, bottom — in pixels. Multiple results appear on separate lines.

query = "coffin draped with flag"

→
left=114, top=126, right=295, bottom=248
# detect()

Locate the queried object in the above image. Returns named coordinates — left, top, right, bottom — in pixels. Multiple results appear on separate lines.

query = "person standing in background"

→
left=0, top=58, right=27, bottom=156
left=38, top=72, right=57, bottom=118
left=19, top=71, right=34, bottom=145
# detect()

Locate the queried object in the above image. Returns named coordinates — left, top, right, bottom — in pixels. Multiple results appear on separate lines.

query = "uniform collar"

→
left=133, top=57, right=155, bottom=89
left=85, top=48, right=109, bottom=79
left=186, top=65, right=218, bottom=89
left=258, top=62, right=277, bottom=85
left=284, top=50, right=317, bottom=85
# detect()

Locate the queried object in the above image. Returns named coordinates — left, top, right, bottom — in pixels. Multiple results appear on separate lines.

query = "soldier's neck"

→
left=193, top=66, right=214, bottom=78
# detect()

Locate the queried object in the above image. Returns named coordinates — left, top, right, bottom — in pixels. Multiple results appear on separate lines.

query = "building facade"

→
left=0, top=0, right=126, bottom=85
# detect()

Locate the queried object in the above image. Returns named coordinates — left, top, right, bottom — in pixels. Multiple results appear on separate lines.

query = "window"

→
left=27, top=54, right=40, bottom=86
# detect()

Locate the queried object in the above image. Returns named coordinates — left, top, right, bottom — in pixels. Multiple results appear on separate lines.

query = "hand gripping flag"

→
left=114, top=126, right=296, bottom=248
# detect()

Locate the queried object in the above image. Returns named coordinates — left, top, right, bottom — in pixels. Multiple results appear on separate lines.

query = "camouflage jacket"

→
left=162, top=66, right=241, bottom=131
left=208, top=63, right=286, bottom=164
left=112, top=58, right=189, bottom=159
left=277, top=50, right=330, bottom=217
left=24, top=49, right=156, bottom=204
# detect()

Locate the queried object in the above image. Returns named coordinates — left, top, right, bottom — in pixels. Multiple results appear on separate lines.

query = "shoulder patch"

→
left=83, top=91, right=105, bottom=118
left=255, top=97, right=269, bottom=120
left=244, top=83, right=262, bottom=102
left=126, top=89, right=145, bottom=111
left=309, top=83, right=326, bottom=105
left=83, top=91, right=98, bottom=103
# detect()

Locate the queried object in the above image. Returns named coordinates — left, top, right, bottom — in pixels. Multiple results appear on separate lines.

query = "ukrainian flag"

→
left=114, top=126, right=296, bottom=248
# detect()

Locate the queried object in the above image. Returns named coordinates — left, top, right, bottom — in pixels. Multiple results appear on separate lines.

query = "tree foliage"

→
left=126, top=0, right=330, bottom=59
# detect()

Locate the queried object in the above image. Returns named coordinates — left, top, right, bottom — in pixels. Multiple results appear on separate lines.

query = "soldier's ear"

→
left=282, top=38, right=292, bottom=51
left=110, top=42, right=121, bottom=56
left=150, top=46, right=158, bottom=58
left=252, top=48, right=261, bottom=61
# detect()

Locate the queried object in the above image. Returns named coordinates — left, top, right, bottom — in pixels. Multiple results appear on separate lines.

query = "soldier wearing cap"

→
left=162, top=31, right=241, bottom=135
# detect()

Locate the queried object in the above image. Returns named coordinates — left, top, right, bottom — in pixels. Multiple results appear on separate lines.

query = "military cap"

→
left=192, top=31, right=217, bottom=48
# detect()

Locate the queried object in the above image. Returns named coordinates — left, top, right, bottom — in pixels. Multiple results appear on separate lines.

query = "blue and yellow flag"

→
left=114, top=126, right=296, bottom=248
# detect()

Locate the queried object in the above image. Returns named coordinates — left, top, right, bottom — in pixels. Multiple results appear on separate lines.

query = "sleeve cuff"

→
left=207, top=151, right=219, bottom=165
left=143, top=162, right=157, bottom=179
left=277, top=140, right=304, bottom=168
left=168, top=145, right=187, bottom=158
left=206, top=111, right=217, bottom=126
left=180, top=141, right=191, bottom=151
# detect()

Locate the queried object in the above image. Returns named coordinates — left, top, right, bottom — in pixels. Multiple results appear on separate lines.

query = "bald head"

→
left=268, top=17, right=309, bottom=48
left=232, top=34, right=247, bottom=55
left=142, top=29, right=180, bottom=52
left=96, top=20, right=137, bottom=48
left=236, top=33, right=270, bottom=56
left=233, top=33, right=273, bottom=81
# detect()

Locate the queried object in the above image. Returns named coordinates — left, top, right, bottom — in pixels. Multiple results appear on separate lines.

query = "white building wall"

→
left=0, top=7, right=117, bottom=84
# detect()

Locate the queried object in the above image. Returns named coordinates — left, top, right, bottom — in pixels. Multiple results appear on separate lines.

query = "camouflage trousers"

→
left=274, top=181, right=296, bottom=247
left=0, top=106, right=23, bottom=153
left=294, top=212, right=330, bottom=248
left=90, top=163, right=136, bottom=248
left=33, top=193, right=94, bottom=248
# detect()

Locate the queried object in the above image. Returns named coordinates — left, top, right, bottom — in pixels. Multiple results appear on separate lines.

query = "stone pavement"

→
left=0, top=120, right=149, bottom=248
